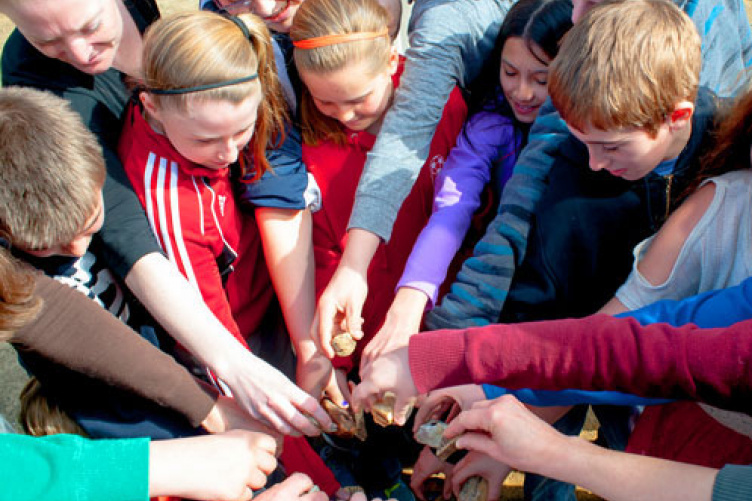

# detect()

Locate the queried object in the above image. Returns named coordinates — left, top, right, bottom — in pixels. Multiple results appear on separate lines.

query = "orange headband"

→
left=293, top=28, right=389, bottom=49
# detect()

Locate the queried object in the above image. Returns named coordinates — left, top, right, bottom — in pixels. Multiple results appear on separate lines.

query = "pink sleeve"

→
left=409, top=314, right=752, bottom=412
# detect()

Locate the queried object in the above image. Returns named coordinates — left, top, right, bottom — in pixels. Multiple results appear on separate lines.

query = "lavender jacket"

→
left=397, top=94, right=524, bottom=307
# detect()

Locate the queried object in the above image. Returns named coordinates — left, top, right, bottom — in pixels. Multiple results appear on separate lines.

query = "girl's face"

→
left=6, top=0, right=124, bottom=75
left=300, top=50, right=399, bottom=135
left=143, top=93, right=263, bottom=170
left=499, top=37, right=551, bottom=124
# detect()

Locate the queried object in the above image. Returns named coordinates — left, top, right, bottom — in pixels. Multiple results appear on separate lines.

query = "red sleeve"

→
left=409, top=314, right=752, bottom=413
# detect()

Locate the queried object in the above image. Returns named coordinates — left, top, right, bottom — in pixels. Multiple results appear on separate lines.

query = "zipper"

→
left=664, top=173, right=674, bottom=221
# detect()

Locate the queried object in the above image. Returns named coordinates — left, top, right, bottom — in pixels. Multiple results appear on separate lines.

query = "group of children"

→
left=2, top=0, right=752, bottom=499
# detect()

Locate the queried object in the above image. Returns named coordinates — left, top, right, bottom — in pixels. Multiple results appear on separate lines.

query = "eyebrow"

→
left=35, top=8, right=102, bottom=44
left=192, top=120, right=258, bottom=140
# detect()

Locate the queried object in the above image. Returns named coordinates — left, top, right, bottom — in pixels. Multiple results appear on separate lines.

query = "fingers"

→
left=344, top=301, right=364, bottom=340
left=413, top=393, right=454, bottom=432
left=444, top=407, right=490, bottom=439
left=314, top=304, right=337, bottom=359
left=393, top=393, right=415, bottom=427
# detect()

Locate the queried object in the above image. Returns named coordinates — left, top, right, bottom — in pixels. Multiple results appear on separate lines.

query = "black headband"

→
left=147, top=16, right=258, bottom=96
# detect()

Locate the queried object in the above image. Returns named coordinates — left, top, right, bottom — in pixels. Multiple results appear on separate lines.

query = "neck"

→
left=665, top=120, right=693, bottom=162
left=111, top=0, right=143, bottom=78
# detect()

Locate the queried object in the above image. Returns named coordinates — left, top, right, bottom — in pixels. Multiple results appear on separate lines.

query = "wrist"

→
left=200, top=402, right=227, bottom=433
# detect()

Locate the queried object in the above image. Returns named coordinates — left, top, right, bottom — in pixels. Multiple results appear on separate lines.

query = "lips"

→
left=608, top=168, right=627, bottom=177
left=265, top=0, right=292, bottom=23
left=512, top=101, right=539, bottom=116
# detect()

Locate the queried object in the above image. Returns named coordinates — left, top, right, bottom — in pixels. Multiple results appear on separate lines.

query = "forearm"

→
left=340, top=228, right=381, bottom=275
left=256, top=207, right=317, bottom=352
left=124, top=252, right=253, bottom=380
left=13, top=274, right=217, bottom=427
left=410, top=315, right=752, bottom=411
left=541, top=436, right=717, bottom=501
left=425, top=103, right=565, bottom=329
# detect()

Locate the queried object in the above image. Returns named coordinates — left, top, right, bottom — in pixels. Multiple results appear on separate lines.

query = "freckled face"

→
left=300, top=57, right=396, bottom=135
left=146, top=93, right=263, bottom=170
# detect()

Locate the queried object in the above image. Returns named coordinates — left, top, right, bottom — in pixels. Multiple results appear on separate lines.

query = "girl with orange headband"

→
left=291, top=0, right=467, bottom=498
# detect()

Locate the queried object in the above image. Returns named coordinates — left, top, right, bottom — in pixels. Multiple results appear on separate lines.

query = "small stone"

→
left=331, top=332, right=357, bottom=356
left=459, top=476, right=488, bottom=501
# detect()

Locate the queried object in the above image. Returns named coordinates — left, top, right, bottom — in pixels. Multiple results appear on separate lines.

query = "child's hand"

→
left=410, top=446, right=454, bottom=501
left=350, top=344, right=417, bottom=426
left=296, top=342, right=337, bottom=398
left=360, top=287, right=427, bottom=372
left=314, top=262, right=367, bottom=358
left=255, top=473, right=329, bottom=501
left=149, top=430, right=278, bottom=500
left=443, top=395, right=565, bottom=474
left=201, top=395, right=284, bottom=453
left=219, top=351, right=333, bottom=437
left=413, top=385, right=487, bottom=431
left=450, top=451, right=511, bottom=501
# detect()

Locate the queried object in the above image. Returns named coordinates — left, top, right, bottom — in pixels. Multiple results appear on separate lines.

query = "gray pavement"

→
left=0, top=342, right=29, bottom=432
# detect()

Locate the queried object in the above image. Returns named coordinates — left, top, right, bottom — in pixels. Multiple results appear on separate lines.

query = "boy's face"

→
left=567, top=122, right=679, bottom=181
left=5, top=0, right=124, bottom=75
left=24, top=191, right=105, bottom=259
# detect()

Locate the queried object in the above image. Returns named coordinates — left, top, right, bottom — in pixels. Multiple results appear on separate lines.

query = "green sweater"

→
left=1, top=434, right=148, bottom=501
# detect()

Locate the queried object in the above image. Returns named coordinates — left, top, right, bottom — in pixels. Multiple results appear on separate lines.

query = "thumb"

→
left=345, top=301, right=364, bottom=341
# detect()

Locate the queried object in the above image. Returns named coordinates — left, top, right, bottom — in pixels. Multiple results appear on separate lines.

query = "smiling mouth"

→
left=265, top=0, right=291, bottom=22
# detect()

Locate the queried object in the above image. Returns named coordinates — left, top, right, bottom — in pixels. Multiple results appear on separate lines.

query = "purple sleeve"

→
left=397, top=111, right=518, bottom=307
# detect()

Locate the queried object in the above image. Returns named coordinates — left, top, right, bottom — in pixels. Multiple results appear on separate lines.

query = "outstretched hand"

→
left=351, top=344, right=417, bottom=426
left=218, top=350, right=333, bottom=437
left=443, top=395, right=564, bottom=474
left=149, top=430, right=278, bottom=501
left=313, top=262, right=367, bottom=359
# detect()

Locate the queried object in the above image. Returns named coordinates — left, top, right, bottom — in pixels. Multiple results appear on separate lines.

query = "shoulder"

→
left=635, top=180, right=717, bottom=284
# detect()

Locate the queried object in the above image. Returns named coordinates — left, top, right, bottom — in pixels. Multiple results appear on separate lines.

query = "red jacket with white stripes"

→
left=119, top=104, right=274, bottom=348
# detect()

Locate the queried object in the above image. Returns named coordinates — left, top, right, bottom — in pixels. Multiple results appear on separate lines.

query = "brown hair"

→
left=0, top=87, right=105, bottom=252
left=142, top=11, right=288, bottom=180
left=20, top=377, right=87, bottom=437
left=549, top=0, right=701, bottom=137
left=291, top=0, right=391, bottom=145
left=0, top=248, right=41, bottom=342
left=698, top=84, right=752, bottom=180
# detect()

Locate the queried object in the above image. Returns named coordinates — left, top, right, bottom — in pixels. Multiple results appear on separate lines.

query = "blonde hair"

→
left=20, top=377, right=87, bottom=437
left=142, top=11, right=288, bottom=180
left=0, top=87, right=105, bottom=252
left=549, top=0, right=701, bottom=137
left=291, top=0, right=391, bottom=145
left=0, top=248, right=41, bottom=342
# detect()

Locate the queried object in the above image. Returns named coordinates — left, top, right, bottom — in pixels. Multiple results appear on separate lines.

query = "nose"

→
left=588, top=148, right=609, bottom=171
left=515, top=79, right=534, bottom=102
left=333, top=105, right=356, bottom=125
left=250, top=0, right=280, bottom=17
left=66, top=37, right=93, bottom=67
left=63, top=236, right=91, bottom=258
left=217, top=139, right=240, bottom=164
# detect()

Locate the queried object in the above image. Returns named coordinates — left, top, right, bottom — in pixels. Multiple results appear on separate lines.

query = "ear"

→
left=139, top=91, right=161, bottom=120
left=668, top=101, right=694, bottom=131
left=386, top=45, right=400, bottom=76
